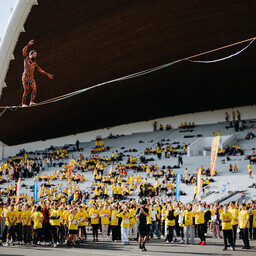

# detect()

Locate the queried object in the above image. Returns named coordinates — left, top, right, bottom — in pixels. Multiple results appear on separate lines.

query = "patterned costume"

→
left=22, top=44, right=49, bottom=105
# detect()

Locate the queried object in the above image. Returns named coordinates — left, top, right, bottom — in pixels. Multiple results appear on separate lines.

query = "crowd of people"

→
left=0, top=197, right=255, bottom=251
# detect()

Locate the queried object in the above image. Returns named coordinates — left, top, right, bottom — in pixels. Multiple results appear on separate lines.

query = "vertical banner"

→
left=67, top=159, right=76, bottom=184
left=175, top=170, right=182, bottom=201
left=34, top=178, right=38, bottom=203
left=16, top=177, right=21, bottom=203
left=197, top=169, right=202, bottom=202
left=210, top=135, right=220, bottom=176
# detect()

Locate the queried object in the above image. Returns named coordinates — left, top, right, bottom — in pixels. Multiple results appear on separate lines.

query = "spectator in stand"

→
left=233, top=163, right=238, bottom=173
left=248, top=164, right=253, bottom=179
left=76, top=139, right=80, bottom=152
left=245, top=132, right=255, bottom=140
left=225, top=112, right=229, bottom=122
left=237, top=111, right=241, bottom=121
left=153, top=121, right=157, bottom=131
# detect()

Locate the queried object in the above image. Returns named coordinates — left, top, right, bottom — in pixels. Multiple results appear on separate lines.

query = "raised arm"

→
left=22, top=40, right=34, bottom=57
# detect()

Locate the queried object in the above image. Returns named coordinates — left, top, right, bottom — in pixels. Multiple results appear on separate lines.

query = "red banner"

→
left=67, top=159, right=75, bottom=184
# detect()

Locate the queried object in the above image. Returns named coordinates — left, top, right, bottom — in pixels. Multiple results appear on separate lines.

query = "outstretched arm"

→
left=22, top=40, right=34, bottom=57
left=36, top=64, right=53, bottom=79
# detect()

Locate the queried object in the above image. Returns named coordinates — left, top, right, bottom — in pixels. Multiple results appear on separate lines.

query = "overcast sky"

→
left=0, top=0, right=17, bottom=38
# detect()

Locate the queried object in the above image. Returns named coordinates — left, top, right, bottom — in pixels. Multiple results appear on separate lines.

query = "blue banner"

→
left=175, top=170, right=182, bottom=201
left=34, top=178, right=38, bottom=203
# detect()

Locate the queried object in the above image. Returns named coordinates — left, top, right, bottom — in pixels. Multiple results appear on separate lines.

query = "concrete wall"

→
left=1, top=104, right=256, bottom=159
left=187, top=135, right=237, bottom=157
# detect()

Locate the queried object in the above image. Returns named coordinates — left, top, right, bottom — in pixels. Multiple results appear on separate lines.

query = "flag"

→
left=34, top=178, right=38, bottom=203
left=197, top=168, right=202, bottom=201
left=210, top=135, right=220, bottom=176
left=175, top=170, right=182, bottom=201
left=16, top=178, right=21, bottom=203
left=67, top=159, right=75, bottom=184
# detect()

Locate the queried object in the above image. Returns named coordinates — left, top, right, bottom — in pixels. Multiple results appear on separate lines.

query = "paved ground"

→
left=0, top=237, right=255, bottom=256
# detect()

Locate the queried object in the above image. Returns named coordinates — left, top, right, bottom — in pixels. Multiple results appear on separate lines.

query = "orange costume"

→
left=22, top=42, right=51, bottom=105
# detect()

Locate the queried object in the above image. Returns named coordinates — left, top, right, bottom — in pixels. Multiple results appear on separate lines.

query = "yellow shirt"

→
left=68, top=214, right=79, bottom=230
left=147, top=209, right=152, bottom=225
left=165, top=210, right=176, bottom=226
left=118, top=212, right=130, bottom=228
left=90, top=209, right=100, bottom=224
left=129, top=209, right=137, bottom=225
left=195, top=209, right=204, bottom=224
left=161, top=209, right=166, bottom=221
left=220, top=212, right=232, bottom=230
left=77, top=210, right=88, bottom=226
left=251, top=209, right=256, bottom=228
left=15, top=210, right=23, bottom=224
left=239, top=210, right=249, bottom=229
left=6, top=210, right=17, bottom=226
left=110, top=210, right=119, bottom=226
left=31, top=211, right=43, bottom=229
left=228, top=208, right=239, bottom=226
left=183, top=210, right=194, bottom=226
left=22, top=210, right=32, bottom=225
left=100, top=209, right=111, bottom=225
left=50, top=209, right=62, bottom=226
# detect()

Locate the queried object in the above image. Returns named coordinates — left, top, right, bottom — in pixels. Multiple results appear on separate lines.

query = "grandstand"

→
left=1, top=117, right=255, bottom=204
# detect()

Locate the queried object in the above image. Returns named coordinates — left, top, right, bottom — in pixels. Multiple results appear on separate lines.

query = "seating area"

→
left=1, top=118, right=256, bottom=205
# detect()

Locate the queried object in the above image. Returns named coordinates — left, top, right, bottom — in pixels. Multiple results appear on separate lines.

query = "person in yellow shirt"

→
left=100, top=203, right=111, bottom=241
left=22, top=204, right=32, bottom=244
left=31, top=206, right=44, bottom=246
left=110, top=204, right=119, bottom=242
left=228, top=201, right=239, bottom=246
left=220, top=205, right=234, bottom=251
left=248, top=164, right=253, bottom=179
left=6, top=204, right=17, bottom=246
left=183, top=203, right=195, bottom=244
left=161, top=205, right=167, bottom=237
left=129, top=205, right=137, bottom=239
left=165, top=205, right=176, bottom=242
left=49, top=203, right=62, bottom=247
left=195, top=203, right=206, bottom=245
left=89, top=204, right=100, bottom=241
left=239, top=203, right=250, bottom=249
left=15, top=204, right=23, bottom=244
left=193, top=185, right=197, bottom=200
left=77, top=205, right=88, bottom=242
left=118, top=206, right=130, bottom=245
left=67, top=208, right=79, bottom=247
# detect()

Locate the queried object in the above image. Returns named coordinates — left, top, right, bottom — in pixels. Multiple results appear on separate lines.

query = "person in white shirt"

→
left=150, top=206, right=161, bottom=239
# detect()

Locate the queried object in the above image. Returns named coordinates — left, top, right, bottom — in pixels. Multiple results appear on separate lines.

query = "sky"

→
left=0, top=0, right=17, bottom=38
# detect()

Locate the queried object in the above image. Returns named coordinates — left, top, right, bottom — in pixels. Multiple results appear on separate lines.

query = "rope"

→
left=0, top=36, right=255, bottom=113
left=0, top=107, right=8, bottom=117
left=186, top=39, right=255, bottom=63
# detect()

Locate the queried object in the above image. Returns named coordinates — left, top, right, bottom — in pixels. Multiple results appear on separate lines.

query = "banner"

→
left=34, top=178, right=38, bottom=203
left=197, top=169, right=202, bottom=202
left=16, top=178, right=21, bottom=203
left=67, top=159, right=75, bottom=184
left=210, top=135, right=220, bottom=176
left=175, top=170, right=182, bottom=201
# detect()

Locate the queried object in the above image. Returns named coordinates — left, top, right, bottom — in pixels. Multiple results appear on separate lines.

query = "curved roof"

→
left=1, top=0, right=256, bottom=145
